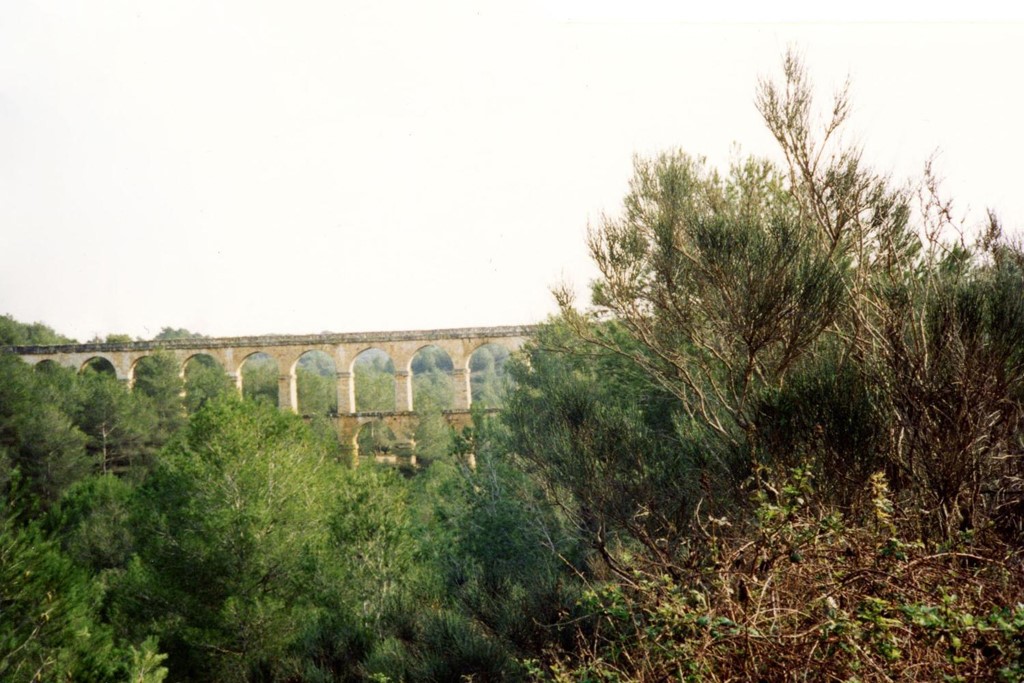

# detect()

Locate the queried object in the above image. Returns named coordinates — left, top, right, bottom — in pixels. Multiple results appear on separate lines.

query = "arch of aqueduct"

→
left=6, top=325, right=536, bottom=457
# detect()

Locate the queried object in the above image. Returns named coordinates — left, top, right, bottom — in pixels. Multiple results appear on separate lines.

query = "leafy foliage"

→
left=183, top=354, right=235, bottom=414
left=470, top=343, right=511, bottom=408
left=354, top=350, right=396, bottom=412
left=132, top=352, right=187, bottom=443
left=75, top=369, right=159, bottom=476
left=241, top=353, right=278, bottom=405
left=0, top=314, right=76, bottom=346
left=506, top=320, right=705, bottom=579
left=0, top=355, right=90, bottom=509
left=113, top=398, right=340, bottom=680
left=0, top=513, right=162, bottom=682
left=110, top=397, right=423, bottom=681
left=514, top=51, right=1024, bottom=678
left=296, top=350, right=338, bottom=415
left=533, top=471, right=1024, bottom=682
left=153, top=327, right=206, bottom=341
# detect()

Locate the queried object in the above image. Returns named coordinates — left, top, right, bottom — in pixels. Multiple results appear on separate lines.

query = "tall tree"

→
left=153, top=327, right=205, bottom=341
left=0, top=355, right=89, bottom=510
left=296, top=352, right=337, bottom=415
left=0, top=514, right=166, bottom=682
left=74, top=370, right=156, bottom=476
left=354, top=352, right=396, bottom=412
left=132, top=352, right=186, bottom=441
left=556, top=152, right=845, bottom=450
left=240, top=355, right=278, bottom=406
left=0, top=314, right=76, bottom=346
left=114, top=397, right=417, bottom=681
left=183, top=356, right=235, bottom=414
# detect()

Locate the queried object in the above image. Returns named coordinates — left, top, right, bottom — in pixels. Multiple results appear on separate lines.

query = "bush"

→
left=534, top=470, right=1024, bottom=682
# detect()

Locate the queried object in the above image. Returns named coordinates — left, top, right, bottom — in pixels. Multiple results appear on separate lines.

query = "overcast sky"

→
left=1, top=2, right=1022, bottom=341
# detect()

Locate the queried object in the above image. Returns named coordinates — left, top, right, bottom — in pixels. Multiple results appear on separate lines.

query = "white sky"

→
left=1, top=2, right=1022, bottom=341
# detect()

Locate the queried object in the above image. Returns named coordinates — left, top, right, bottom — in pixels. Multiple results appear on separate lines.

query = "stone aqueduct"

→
left=7, top=325, right=536, bottom=458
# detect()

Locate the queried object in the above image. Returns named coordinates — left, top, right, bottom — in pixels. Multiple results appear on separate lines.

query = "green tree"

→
left=520, top=149, right=849, bottom=578
left=115, top=398, right=336, bottom=680
left=240, top=354, right=278, bottom=405
left=469, top=344, right=511, bottom=408
left=410, top=346, right=454, bottom=376
left=439, top=412, right=579, bottom=656
left=153, top=327, right=205, bottom=341
left=0, top=314, right=76, bottom=346
left=296, top=351, right=337, bottom=415
left=74, top=370, right=157, bottom=476
left=114, top=397, right=418, bottom=681
left=360, top=411, right=580, bottom=679
left=357, top=420, right=397, bottom=456
left=183, top=355, right=235, bottom=414
left=0, top=513, right=164, bottom=682
left=557, top=151, right=845, bottom=450
left=505, top=320, right=699, bottom=578
left=754, top=51, right=1024, bottom=538
left=413, top=369, right=453, bottom=412
left=49, top=474, right=138, bottom=574
left=354, top=351, right=395, bottom=412
left=502, top=52, right=1024, bottom=679
left=0, top=355, right=90, bottom=510
left=409, top=348, right=456, bottom=458
left=412, top=406, right=452, bottom=460
left=132, top=352, right=186, bottom=441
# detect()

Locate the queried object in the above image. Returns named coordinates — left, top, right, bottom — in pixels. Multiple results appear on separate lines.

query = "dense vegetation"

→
left=2, top=55, right=1022, bottom=681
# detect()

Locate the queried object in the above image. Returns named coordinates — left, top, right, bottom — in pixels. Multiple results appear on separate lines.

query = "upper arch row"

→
left=18, top=337, right=527, bottom=383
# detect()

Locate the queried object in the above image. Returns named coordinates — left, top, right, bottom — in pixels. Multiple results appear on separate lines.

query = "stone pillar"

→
left=452, top=368, right=471, bottom=409
left=227, top=372, right=243, bottom=395
left=336, top=417, right=359, bottom=467
left=394, top=370, right=412, bottom=412
left=337, top=371, right=354, bottom=414
left=278, top=373, right=297, bottom=413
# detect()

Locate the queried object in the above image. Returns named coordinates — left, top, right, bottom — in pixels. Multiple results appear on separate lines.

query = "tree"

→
left=417, top=410, right=581, bottom=665
left=412, top=402, right=452, bottom=460
left=0, top=355, right=90, bottom=510
left=0, top=513, right=166, bottom=682
left=114, top=397, right=418, bottom=681
left=358, top=420, right=397, bottom=456
left=183, top=356, right=235, bottom=414
left=0, top=314, right=76, bottom=346
left=49, top=474, right=138, bottom=574
left=755, top=50, right=1024, bottom=538
left=74, top=370, right=157, bottom=476
left=556, top=151, right=845, bottom=450
left=408, top=348, right=456, bottom=458
left=132, top=352, right=186, bottom=441
left=114, top=398, right=335, bottom=680
left=153, top=327, right=205, bottom=341
left=296, top=351, right=337, bottom=415
left=507, top=51, right=1024, bottom=679
left=469, top=344, right=511, bottom=408
left=505, top=319, right=699, bottom=578
left=354, top=352, right=396, bottom=412
left=548, top=51, right=1024, bottom=540
left=240, top=354, right=278, bottom=406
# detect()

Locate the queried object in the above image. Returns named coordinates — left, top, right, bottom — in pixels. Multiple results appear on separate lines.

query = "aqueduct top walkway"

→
left=5, top=325, right=537, bottom=415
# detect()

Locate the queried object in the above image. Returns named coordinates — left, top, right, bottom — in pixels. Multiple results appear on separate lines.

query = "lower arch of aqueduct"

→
left=7, top=325, right=536, bottom=458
